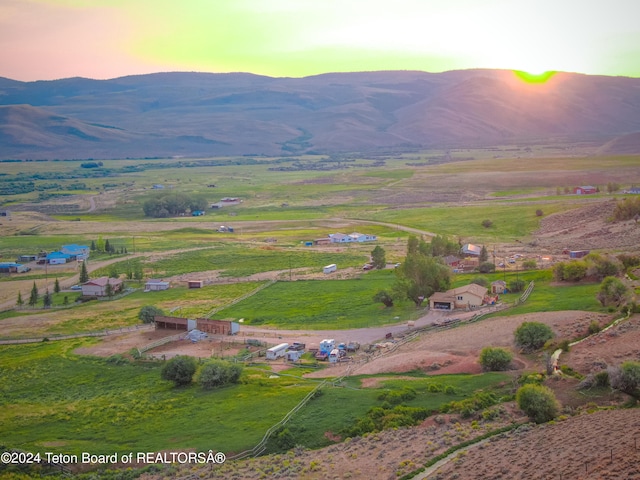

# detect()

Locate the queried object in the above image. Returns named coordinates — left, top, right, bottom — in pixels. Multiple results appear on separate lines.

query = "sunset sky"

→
left=2, top=0, right=640, bottom=81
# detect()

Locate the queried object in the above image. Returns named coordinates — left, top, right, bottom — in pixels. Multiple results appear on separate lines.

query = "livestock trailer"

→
left=266, top=343, right=289, bottom=360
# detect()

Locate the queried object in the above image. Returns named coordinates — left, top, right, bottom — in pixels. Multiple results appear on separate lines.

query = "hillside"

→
left=1, top=69, right=640, bottom=159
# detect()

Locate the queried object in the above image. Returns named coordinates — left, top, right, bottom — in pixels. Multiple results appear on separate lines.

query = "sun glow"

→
left=513, top=70, right=557, bottom=84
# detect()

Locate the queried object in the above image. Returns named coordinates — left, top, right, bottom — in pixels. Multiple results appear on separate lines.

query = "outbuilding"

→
left=145, top=279, right=170, bottom=291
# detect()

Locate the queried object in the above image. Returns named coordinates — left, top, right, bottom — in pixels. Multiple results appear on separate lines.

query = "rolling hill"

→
left=1, top=69, right=640, bottom=159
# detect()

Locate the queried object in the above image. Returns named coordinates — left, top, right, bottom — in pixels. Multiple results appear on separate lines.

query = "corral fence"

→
left=137, top=332, right=186, bottom=355
left=0, top=324, right=153, bottom=345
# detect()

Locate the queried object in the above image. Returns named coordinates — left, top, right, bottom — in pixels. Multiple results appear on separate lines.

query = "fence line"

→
left=205, top=280, right=277, bottom=319
left=138, top=332, right=186, bottom=354
left=225, top=379, right=329, bottom=461
left=0, top=324, right=154, bottom=345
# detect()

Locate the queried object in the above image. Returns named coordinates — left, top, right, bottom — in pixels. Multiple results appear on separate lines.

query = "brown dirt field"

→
left=426, top=409, right=640, bottom=480
left=534, top=198, right=640, bottom=253
left=563, top=314, right=640, bottom=374
left=303, top=311, right=612, bottom=380
left=154, top=407, right=530, bottom=480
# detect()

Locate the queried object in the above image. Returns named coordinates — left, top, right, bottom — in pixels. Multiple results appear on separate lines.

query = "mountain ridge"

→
left=1, top=69, right=639, bottom=159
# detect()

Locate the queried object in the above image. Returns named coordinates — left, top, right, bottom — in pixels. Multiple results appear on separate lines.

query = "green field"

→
left=0, top=340, right=510, bottom=457
left=0, top=341, right=314, bottom=455
left=218, top=272, right=420, bottom=329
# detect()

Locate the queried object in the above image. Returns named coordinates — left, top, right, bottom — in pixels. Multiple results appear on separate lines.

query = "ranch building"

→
left=81, top=277, right=123, bottom=297
left=429, top=283, right=488, bottom=311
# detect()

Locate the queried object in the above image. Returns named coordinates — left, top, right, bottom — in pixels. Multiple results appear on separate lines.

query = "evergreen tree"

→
left=63, top=295, right=69, bottom=305
left=479, top=245, right=489, bottom=263
left=90, top=240, right=96, bottom=251
left=79, top=261, right=89, bottom=283
left=54, top=278, right=60, bottom=294
left=29, top=282, right=39, bottom=307
left=96, top=236, right=105, bottom=253
left=43, top=289, right=52, bottom=309
left=105, top=239, right=111, bottom=254
left=105, top=282, right=114, bottom=299
left=16, top=291, right=24, bottom=307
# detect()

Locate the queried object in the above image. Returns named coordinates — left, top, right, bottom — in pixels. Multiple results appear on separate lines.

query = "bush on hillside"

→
left=198, top=360, right=243, bottom=390
left=161, top=356, right=197, bottom=387
left=516, top=384, right=560, bottom=423
left=479, top=347, right=513, bottom=371
left=514, top=322, right=554, bottom=352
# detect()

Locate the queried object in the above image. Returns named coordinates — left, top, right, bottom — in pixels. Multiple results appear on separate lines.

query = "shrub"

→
left=514, top=322, right=554, bottom=352
left=597, top=276, right=631, bottom=307
left=478, top=262, right=496, bottom=273
left=509, top=279, right=525, bottom=293
left=608, top=361, right=640, bottom=399
left=481, top=219, right=493, bottom=228
left=478, top=347, right=513, bottom=371
left=161, top=355, right=197, bottom=387
left=198, top=359, right=243, bottom=390
left=535, top=209, right=544, bottom=217
left=588, top=320, right=601, bottom=335
left=516, top=384, right=560, bottom=423
left=522, top=260, right=537, bottom=270
left=470, top=276, right=489, bottom=287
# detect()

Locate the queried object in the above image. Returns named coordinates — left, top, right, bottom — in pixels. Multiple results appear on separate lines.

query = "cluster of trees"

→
left=373, top=235, right=453, bottom=307
left=109, top=261, right=143, bottom=281
left=90, top=237, right=127, bottom=255
left=17, top=280, right=70, bottom=309
left=143, top=193, right=208, bottom=218
left=160, top=356, right=243, bottom=390
left=553, top=253, right=622, bottom=282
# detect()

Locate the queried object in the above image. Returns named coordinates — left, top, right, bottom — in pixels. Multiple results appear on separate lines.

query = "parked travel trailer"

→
left=266, top=343, right=289, bottom=360
left=328, top=348, right=340, bottom=363
left=319, top=339, right=336, bottom=355
left=323, top=264, right=337, bottom=274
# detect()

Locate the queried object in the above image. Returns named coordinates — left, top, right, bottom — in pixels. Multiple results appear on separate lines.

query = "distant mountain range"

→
left=1, top=69, right=640, bottom=159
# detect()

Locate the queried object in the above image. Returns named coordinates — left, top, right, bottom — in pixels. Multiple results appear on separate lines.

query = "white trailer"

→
left=266, top=343, right=289, bottom=360
left=323, top=264, right=337, bottom=274
left=328, top=348, right=340, bottom=363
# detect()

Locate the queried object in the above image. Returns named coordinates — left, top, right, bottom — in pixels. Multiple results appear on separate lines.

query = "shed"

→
left=145, top=279, right=170, bottom=291
left=196, top=319, right=239, bottom=335
left=491, top=280, right=507, bottom=294
left=0, top=262, right=28, bottom=273
left=569, top=250, right=590, bottom=259
left=187, top=280, right=203, bottom=289
left=155, top=315, right=189, bottom=330
left=574, top=186, right=597, bottom=195
left=46, top=251, right=72, bottom=265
